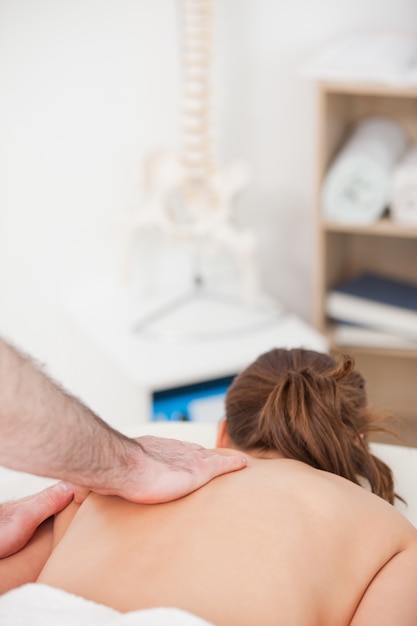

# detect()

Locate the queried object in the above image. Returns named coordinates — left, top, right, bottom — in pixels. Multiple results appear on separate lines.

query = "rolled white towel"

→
left=322, top=117, right=409, bottom=224
left=390, top=145, right=417, bottom=226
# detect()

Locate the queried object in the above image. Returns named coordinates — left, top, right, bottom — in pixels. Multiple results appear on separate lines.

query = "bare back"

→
left=37, top=454, right=417, bottom=626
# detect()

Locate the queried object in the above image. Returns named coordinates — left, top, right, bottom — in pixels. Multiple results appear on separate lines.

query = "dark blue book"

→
left=326, top=272, right=417, bottom=340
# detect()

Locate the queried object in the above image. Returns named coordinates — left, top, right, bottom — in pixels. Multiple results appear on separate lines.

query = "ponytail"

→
left=225, top=349, right=398, bottom=504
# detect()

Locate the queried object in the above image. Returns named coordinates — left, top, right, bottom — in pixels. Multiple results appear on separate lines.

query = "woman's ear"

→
left=216, top=419, right=232, bottom=448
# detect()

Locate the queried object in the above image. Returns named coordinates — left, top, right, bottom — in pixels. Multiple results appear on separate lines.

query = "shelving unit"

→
left=314, top=80, right=417, bottom=446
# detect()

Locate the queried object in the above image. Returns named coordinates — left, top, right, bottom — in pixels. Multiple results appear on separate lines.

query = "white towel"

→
left=322, top=117, right=409, bottom=225
left=302, top=34, right=417, bottom=85
left=0, top=584, right=214, bottom=626
left=390, top=145, right=417, bottom=226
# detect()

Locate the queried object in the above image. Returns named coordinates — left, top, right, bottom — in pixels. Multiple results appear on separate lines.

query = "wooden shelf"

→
left=318, top=80, right=417, bottom=98
left=325, top=323, right=417, bottom=359
left=314, top=80, right=417, bottom=433
left=323, top=216, right=417, bottom=239
left=342, top=345, right=417, bottom=359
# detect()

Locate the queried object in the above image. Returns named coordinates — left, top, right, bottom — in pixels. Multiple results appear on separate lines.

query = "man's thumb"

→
left=27, top=481, right=74, bottom=524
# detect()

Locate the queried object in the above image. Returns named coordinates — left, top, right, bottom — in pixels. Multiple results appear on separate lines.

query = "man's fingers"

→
left=0, top=482, right=74, bottom=558
left=213, top=453, right=248, bottom=471
left=197, top=451, right=247, bottom=482
left=23, top=482, right=74, bottom=527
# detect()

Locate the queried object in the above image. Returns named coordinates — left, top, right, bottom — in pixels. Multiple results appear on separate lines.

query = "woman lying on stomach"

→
left=3, top=349, right=417, bottom=625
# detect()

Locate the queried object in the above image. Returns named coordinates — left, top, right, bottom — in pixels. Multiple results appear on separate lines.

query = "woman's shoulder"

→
left=227, top=453, right=417, bottom=540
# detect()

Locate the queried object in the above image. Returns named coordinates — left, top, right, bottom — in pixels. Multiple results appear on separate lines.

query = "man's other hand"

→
left=0, top=482, right=73, bottom=558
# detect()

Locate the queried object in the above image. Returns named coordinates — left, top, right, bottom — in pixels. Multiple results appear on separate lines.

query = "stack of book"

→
left=326, top=272, right=417, bottom=350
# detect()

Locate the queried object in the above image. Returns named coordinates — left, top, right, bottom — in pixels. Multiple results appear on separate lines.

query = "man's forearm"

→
left=0, top=338, right=142, bottom=487
left=0, top=338, right=247, bottom=505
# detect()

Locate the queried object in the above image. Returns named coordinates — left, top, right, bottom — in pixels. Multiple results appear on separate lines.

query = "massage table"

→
left=0, top=421, right=416, bottom=625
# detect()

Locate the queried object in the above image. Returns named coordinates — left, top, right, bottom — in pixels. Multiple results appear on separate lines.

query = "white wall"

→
left=0, top=0, right=416, bottom=417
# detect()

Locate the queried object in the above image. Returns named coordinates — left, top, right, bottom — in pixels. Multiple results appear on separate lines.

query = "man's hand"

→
left=0, top=482, right=74, bottom=558
left=133, top=437, right=247, bottom=503
left=82, top=436, right=247, bottom=504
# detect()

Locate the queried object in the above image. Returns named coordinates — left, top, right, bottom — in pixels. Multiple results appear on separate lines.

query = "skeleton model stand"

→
left=120, top=0, right=277, bottom=337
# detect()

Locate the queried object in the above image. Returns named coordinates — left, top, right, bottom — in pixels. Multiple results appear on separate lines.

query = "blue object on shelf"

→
left=151, top=375, right=236, bottom=422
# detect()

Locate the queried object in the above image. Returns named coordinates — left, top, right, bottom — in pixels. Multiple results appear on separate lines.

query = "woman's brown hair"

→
left=225, top=348, right=398, bottom=504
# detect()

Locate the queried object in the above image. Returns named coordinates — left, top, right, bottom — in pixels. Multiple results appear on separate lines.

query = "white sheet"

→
left=0, top=584, right=213, bottom=626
